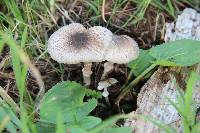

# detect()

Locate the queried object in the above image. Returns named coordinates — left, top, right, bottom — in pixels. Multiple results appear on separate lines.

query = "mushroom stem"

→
left=97, top=62, right=117, bottom=93
left=101, top=62, right=114, bottom=80
left=82, top=62, right=93, bottom=86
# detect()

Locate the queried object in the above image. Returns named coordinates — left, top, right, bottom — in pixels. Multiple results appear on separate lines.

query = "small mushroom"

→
left=98, top=35, right=139, bottom=92
left=97, top=78, right=118, bottom=106
left=97, top=78, right=118, bottom=97
left=47, top=23, right=113, bottom=86
left=101, top=35, right=139, bottom=80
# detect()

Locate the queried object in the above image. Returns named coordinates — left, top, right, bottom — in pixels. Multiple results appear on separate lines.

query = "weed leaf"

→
left=40, top=81, right=97, bottom=123
left=150, top=39, right=200, bottom=66
left=128, top=49, right=155, bottom=76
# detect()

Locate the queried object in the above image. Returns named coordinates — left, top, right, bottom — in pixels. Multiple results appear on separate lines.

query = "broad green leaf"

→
left=78, top=116, right=101, bottom=130
left=70, top=127, right=88, bottom=133
left=105, top=127, right=132, bottom=133
left=40, top=81, right=85, bottom=122
left=64, top=116, right=101, bottom=130
left=40, top=81, right=97, bottom=123
left=128, top=49, right=155, bottom=76
left=76, top=99, right=97, bottom=121
left=150, top=39, right=200, bottom=66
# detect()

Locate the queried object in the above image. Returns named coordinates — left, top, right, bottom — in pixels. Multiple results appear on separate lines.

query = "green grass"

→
left=0, top=0, right=200, bottom=132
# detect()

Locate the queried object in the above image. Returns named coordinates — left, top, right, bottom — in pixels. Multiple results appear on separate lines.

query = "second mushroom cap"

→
left=105, top=35, right=139, bottom=64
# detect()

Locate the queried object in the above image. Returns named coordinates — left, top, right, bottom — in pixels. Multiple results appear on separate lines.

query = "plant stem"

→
left=115, top=64, right=157, bottom=105
left=82, top=62, right=93, bottom=86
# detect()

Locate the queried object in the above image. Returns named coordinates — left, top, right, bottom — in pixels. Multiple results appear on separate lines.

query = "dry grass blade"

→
left=101, top=0, right=107, bottom=23
left=0, top=55, right=10, bottom=70
left=55, top=4, right=74, bottom=23
left=0, top=86, right=20, bottom=114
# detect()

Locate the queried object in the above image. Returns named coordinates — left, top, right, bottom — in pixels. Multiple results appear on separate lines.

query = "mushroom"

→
left=97, top=35, right=139, bottom=97
left=101, top=35, right=139, bottom=79
left=105, top=35, right=139, bottom=64
left=47, top=23, right=113, bottom=86
left=97, top=78, right=118, bottom=97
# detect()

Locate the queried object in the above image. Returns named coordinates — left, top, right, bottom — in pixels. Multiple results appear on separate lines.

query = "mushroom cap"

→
left=88, top=26, right=113, bottom=48
left=105, top=35, right=139, bottom=64
left=47, top=23, right=112, bottom=64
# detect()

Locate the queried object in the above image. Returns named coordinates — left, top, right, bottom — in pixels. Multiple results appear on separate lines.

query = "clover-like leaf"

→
left=40, top=81, right=97, bottom=123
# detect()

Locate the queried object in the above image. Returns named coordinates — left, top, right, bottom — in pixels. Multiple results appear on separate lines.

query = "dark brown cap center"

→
left=71, top=32, right=89, bottom=48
